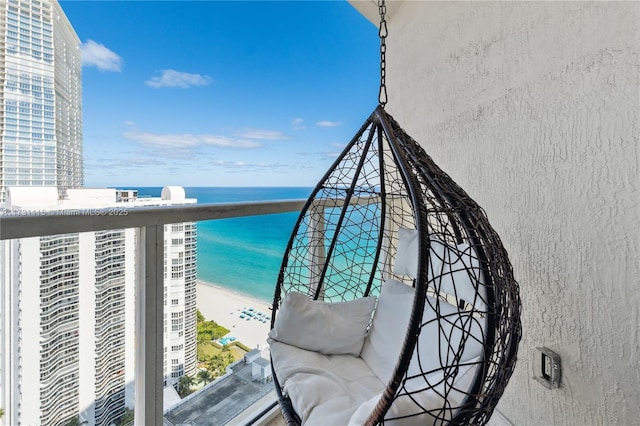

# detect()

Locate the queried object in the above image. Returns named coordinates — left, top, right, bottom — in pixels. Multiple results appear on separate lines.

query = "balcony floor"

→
left=264, top=412, right=286, bottom=426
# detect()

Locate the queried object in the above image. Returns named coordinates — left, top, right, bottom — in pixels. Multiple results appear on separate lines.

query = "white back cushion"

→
left=407, top=296, right=485, bottom=379
left=361, top=279, right=486, bottom=386
left=360, top=279, right=414, bottom=384
left=393, top=227, right=419, bottom=278
left=393, top=228, right=488, bottom=312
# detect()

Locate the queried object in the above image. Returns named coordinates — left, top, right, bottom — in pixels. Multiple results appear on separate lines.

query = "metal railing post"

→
left=135, top=225, right=164, bottom=425
left=308, top=205, right=326, bottom=300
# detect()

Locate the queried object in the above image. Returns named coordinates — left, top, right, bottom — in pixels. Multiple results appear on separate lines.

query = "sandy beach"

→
left=196, top=280, right=273, bottom=351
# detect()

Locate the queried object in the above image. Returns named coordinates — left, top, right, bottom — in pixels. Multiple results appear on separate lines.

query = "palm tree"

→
left=206, top=354, right=225, bottom=377
left=120, top=407, right=134, bottom=426
left=176, top=375, right=196, bottom=397
left=64, top=416, right=79, bottom=426
left=197, top=369, right=213, bottom=385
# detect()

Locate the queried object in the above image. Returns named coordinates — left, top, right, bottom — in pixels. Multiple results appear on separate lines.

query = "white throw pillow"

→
left=269, top=292, right=376, bottom=356
left=360, top=279, right=414, bottom=383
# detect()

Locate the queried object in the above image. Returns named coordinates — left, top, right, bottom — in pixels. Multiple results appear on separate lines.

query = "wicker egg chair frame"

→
left=270, top=106, right=521, bottom=425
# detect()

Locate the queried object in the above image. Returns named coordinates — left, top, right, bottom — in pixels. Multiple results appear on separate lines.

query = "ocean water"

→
left=136, top=187, right=312, bottom=303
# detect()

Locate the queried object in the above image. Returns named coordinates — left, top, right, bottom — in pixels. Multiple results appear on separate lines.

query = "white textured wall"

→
left=384, top=2, right=639, bottom=424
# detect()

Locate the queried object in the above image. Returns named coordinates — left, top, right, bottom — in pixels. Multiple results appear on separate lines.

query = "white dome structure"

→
left=161, top=186, right=186, bottom=201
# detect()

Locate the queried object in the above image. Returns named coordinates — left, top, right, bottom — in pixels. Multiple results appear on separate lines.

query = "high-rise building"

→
left=0, top=186, right=198, bottom=426
left=160, top=187, right=198, bottom=387
left=0, top=0, right=83, bottom=203
left=0, top=2, right=198, bottom=424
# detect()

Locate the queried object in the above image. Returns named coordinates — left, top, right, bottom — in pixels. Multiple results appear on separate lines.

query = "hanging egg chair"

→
left=268, top=3, right=521, bottom=425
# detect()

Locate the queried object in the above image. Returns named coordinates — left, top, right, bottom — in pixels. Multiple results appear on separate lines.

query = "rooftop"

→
left=164, top=361, right=274, bottom=426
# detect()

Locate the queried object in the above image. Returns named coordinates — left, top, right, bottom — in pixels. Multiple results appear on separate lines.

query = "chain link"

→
left=378, top=0, right=388, bottom=107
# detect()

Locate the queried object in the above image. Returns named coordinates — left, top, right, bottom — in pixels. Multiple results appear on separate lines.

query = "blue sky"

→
left=59, top=1, right=379, bottom=188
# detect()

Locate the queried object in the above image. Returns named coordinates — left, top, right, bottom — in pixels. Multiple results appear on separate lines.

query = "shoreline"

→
left=196, top=279, right=273, bottom=351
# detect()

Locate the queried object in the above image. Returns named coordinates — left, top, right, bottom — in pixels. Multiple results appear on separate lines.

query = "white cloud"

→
left=211, top=160, right=287, bottom=170
left=291, top=118, right=306, bottom=130
left=85, top=156, right=166, bottom=170
left=145, top=69, right=212, bottom=88
left=291, top=118, right=306, bottom=129
left=81, top=40, right=123, bottom=72
left=238, top=129, right=287, bottom=140
left=316, top=120, right=342, bottom=127
left=212, top=160, right=246, bottom=168
left=123, top=131, right=260, bottom=150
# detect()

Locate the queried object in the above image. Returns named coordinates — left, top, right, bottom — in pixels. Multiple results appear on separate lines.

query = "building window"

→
left=171, top=318, right=183, bottom=331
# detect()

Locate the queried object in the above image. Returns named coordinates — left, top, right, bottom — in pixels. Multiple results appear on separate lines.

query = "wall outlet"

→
left=533, top=347, right=561, bottom=389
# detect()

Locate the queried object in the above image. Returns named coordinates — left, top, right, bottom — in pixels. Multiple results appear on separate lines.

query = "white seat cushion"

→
left=271, top=278, right=486, bottom=425
left=270, top=340, right=385, bottom=425
left=348, top=358, right=482, bottom=425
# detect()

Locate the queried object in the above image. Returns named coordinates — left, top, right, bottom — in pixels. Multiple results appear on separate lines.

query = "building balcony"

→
left=0, top=199, right=306, bottom=425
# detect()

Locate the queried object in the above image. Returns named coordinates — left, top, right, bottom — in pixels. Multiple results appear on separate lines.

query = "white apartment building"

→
left=0, top=186, right=197, bottom=426
left=0, top=1, right=199, bottom=424
left=0, top=0, right=83, bottom=203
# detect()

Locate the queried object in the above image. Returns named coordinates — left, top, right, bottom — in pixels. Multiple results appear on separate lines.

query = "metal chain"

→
left=378, top=0, right=388, bottom=107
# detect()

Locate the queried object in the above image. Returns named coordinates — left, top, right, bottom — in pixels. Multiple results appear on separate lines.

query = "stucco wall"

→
left=383, top=2, right=639, bottom=424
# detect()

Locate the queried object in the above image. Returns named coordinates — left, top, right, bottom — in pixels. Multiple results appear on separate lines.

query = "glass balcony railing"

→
left=0, top=199, right=305, bottom=426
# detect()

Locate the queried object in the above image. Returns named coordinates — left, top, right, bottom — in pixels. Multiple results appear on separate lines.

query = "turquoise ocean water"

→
left=136, top=187, right=312, bottom=303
